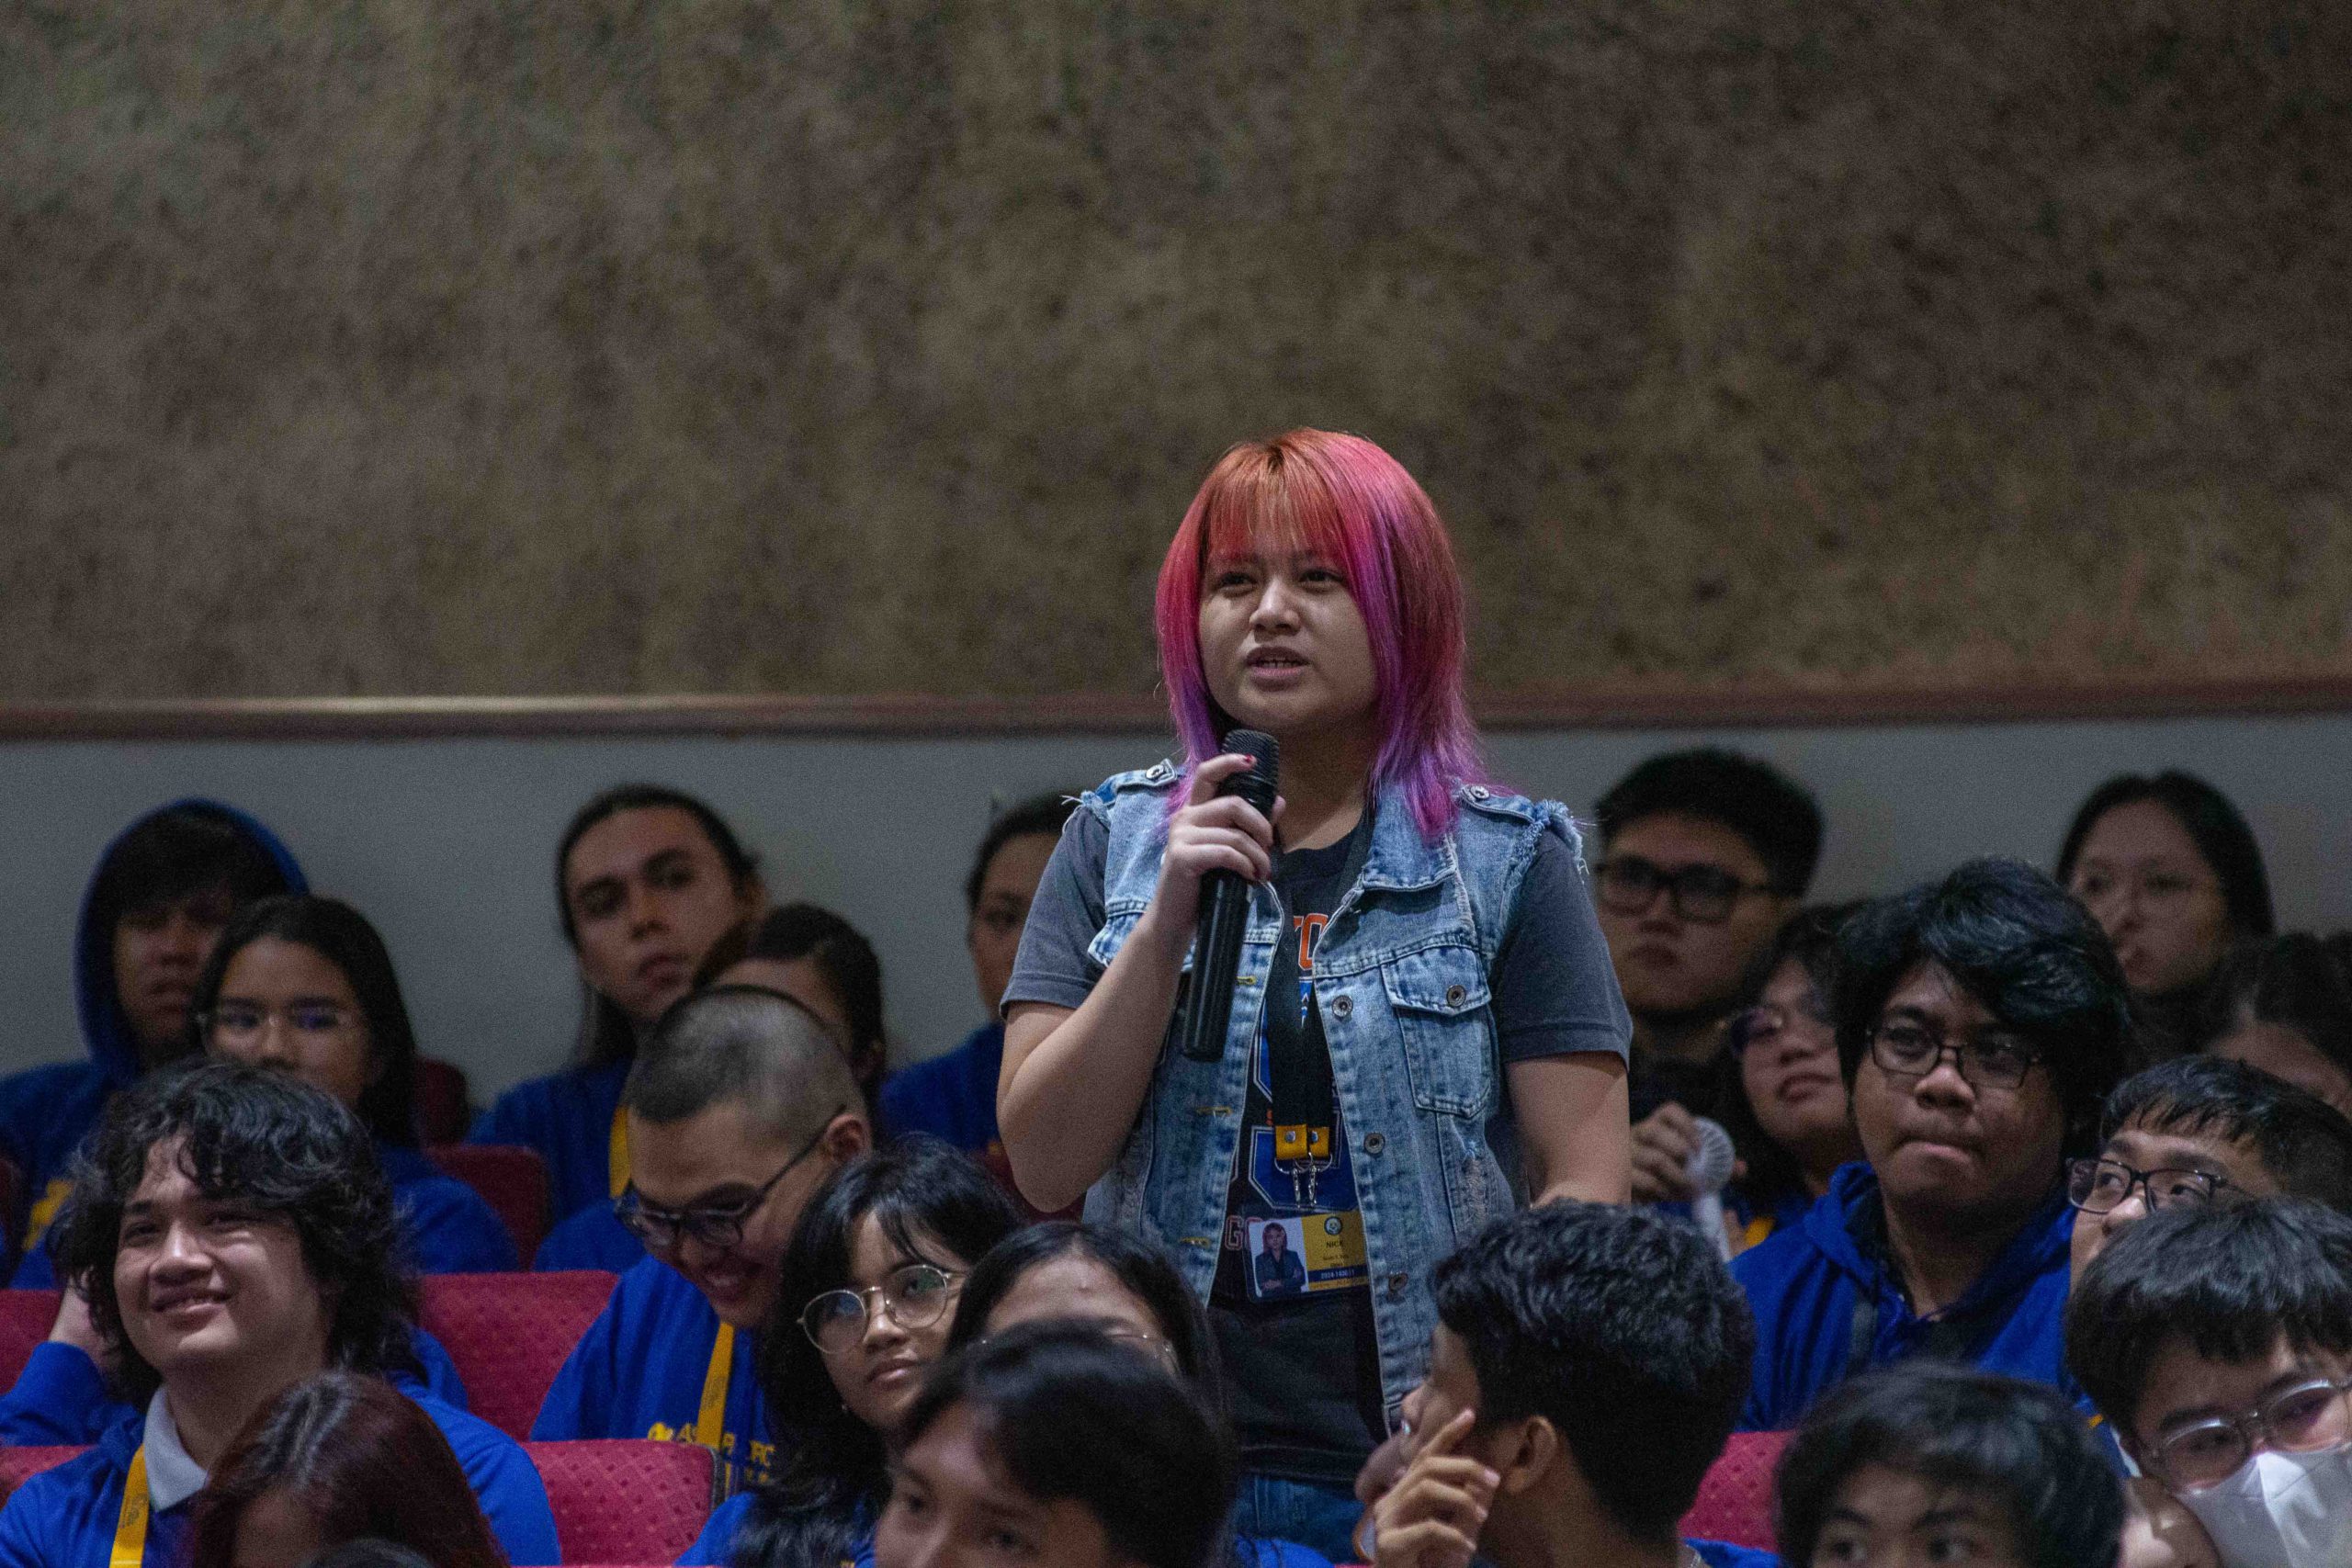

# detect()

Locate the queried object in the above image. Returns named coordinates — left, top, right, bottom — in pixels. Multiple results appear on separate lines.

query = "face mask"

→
left=2175, top=1445, right=2352, bottom=1568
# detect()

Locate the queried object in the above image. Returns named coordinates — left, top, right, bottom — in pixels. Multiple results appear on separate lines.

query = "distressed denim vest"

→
left=1077, top=760, right=1585, bottom=1427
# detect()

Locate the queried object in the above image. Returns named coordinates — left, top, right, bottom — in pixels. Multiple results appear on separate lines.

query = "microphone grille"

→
left=1686, top=1115, right=1737, bottom=1193
left=1218, top=729, right=1281, bottom=810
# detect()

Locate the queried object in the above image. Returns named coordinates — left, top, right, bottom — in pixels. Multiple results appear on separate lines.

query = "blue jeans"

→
left=1234, top=1472, right=1365, bottom=1564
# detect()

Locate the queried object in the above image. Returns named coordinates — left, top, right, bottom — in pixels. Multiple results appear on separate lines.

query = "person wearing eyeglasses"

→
left=680, top=1139, right=1023, bottom=1568
left=532, top=986, right=870, bottom=1499
left=1589, top=750, right=1823, bottom=1206
left=1730, top=858, right=2132, bottom=1432
left=2067, top=1199, right=2352, bottom=1568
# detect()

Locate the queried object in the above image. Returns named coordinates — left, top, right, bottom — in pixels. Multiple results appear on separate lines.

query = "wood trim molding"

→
left=3, top=675, right=2349, bottom=740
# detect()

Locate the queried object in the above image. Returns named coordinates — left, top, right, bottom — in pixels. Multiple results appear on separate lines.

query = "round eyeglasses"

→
left=2065, top=1156, right=2231, bottom=1216
left=2151, top=1375, right=2352, bottom=1490
left=799, top=1263, right=964, bottom=1355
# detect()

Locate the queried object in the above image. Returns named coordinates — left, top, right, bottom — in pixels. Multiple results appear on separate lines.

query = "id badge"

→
left=1244, top=1212, right=1368, bottom=1302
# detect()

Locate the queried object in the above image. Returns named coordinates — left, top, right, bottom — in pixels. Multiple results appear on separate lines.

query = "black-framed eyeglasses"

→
left=1591, top=856, right=1780, bottom=925
left=1866, top=1019, right=2042, bottom=1092
left=612, top=1104, right=844, bottom=1252
left=1729, top=1000, right=1835, bottom=1060
left=2065, top=1156, right=2232, bottom=1216
left=2148, top=1374, right=2352, bottom=1490
left=798, top=1262, right=964, bottom=1355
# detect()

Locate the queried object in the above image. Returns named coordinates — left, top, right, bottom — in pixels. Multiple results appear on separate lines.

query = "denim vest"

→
left=1077, top=761, right=1585, bottom=1425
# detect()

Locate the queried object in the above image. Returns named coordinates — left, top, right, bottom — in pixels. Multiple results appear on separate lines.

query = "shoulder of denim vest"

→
left=1088, top=760, right=1183, bottom=804
left=1451, top=784, right=1589, bottom=865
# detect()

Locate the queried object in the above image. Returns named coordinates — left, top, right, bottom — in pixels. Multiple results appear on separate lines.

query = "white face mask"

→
left=2176, top=1445, right=2352, bottom=1568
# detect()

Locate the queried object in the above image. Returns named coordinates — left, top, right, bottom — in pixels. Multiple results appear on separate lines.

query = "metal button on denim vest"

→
left=1075, top=762, right=1584, bottom=1426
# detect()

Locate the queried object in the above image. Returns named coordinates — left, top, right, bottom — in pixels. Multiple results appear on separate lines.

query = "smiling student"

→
left=533, top=985, right=869, bottom=1497
left=472, top=784, right=767, bottom=1227
left=1000, top=430, right=1631, bottom=1560
left=0, top=1063, right=557, bottom=1568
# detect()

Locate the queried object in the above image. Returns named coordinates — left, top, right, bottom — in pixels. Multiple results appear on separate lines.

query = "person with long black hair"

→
left=684, top=1140, right=1024, bottom=1568
left=471, top=784, right=765, bottom=1226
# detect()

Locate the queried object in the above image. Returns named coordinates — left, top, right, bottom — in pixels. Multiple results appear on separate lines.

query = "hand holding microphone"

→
left=1172, top=731, right=1281, bottom=1064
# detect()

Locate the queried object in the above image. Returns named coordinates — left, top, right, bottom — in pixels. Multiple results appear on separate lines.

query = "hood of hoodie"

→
left=1802, top=1158, right=2074, bottom=1320
left=74, top=799, right=308, bottom=1089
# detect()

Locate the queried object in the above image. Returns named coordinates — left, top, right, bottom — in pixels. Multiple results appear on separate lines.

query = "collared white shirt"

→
left=141, top=1392, right=209, bottom=1511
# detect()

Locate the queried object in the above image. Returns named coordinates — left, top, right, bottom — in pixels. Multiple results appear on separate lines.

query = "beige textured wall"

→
left=4, top=2, right=2347, bottom=702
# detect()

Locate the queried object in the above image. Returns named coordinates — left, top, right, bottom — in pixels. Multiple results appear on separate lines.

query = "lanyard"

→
left=1264, top=814, right=1373, bottom=1144
left=609, top=1104, right=632, bottom=1201
left=695, top=1324, right=735, bottom=1450
left=111, top=1448, right=150, bottom=1568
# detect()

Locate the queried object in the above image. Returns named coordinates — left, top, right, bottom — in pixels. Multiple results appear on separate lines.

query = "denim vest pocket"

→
left=1380, top=943, right=1497, bottom=1119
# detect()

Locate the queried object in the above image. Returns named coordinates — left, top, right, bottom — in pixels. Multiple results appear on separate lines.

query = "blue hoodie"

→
left=470, top=1056, right=633, bottom=1227
left=876, top=1021, right=1004, bottom=1156
left=532, top=1253, right=775, bottom=1496
left=0, top=1381, right=559, bottom=1568
left=533, top=1200, right=645, bottom=1273
left=1730, top=1162, right=2075, bottom=1431
left=0, top=802, right=306, bottom=1286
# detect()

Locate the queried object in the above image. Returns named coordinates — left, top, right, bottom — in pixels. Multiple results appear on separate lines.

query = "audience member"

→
left=0, top=1064, right=557, bottom=1568
left=684, top=1138, right=1024, bottom=1568
left=1592, top=750, right=1821, bottom=1204
left=2067, top=1200, right=2352, bottom=1568
left=1716, top=905, right=1863, bottom=1251
left=2058, top=772, right=2275, bottom=1062
left=191, top=896, right=514, bottom=1272
left=883, top=792, right=1078, bottom=1163
left=2200, top=933, right=2352, bottom=1119
left=0, top=802, right=303, bottom=1285
left=1001, top=431, right=1633, bottom=1562
left=533, top=986, right=868, bottom=1497
left=537, top=899, right=892, bottom=1272
left=471, top=784, right=766, bottom=1227
left=948, top=1222, right=1216, bottom=1392
left=187, top=1373, right=505, bottom=1568
left=1367, top=1201, right=1769, bottom=1568
left=873, top=1323, right=1238, bottom=1568
left=1772, top=1362, right=2123, bottom=1568
left=1732, top=858, right=2131, bottom=1429
left=2069, top=1055, right=2352, bottom=1283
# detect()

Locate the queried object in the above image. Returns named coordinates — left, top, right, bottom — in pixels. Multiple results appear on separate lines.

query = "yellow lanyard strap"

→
left=111, top=1448, right=150, bottom=1568
left=695, top=1324, right=735, bottom=1450
left=609, top=1104, right=632, bottom=1201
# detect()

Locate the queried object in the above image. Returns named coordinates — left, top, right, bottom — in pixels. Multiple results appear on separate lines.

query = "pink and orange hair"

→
left=1154, top=430, right=1486, bottom=840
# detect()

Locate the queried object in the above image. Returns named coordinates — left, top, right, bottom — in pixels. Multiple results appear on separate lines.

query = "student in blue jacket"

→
left=880, top=793, right=1075, bottom=1161
left=533, top=986, right=871, bottom=1499
left=0, top=1062, right=559, bottom=1568
left=1365, top=1202, right=1778, bottom=1568
left=1731, top=858, right=2132, bottom=1432
left=190, top=895, right=514, bottom=1273
left=537, top=902, right=896, bottom=1275
left=0, top=801, right=303, bottom=1285
left=472, top=784, right=766, bottom=1229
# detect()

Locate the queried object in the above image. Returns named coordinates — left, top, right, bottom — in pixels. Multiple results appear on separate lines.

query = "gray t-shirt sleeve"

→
left=1001, top=807, right=1112, bottom=1015
left=1491, top=830, right=1634, bottom=1064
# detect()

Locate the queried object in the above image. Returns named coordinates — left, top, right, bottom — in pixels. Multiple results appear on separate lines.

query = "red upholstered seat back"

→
left=1679, top=1428, right=1792, bottom=1551
left=0, top=1290, right=61, bottom=1391
left=0, top=1446, right=86, bottom=1501
left=525, top=1440, right=715, bottom=1564
left=418, top=1271, right=616, bottom=1440
left=425, top=1145, right=553, bottom=1264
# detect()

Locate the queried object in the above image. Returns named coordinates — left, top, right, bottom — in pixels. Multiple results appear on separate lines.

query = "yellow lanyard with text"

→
left=695, top=1324, right=735, bottom=1450
left=609, top=1104, right=632, bottom=1201
left=110, top=1448, right=150, bottom=1568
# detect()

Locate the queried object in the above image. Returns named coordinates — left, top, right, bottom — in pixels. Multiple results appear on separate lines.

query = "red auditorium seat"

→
left=1679, top=1428, right=1791, bottom=1551
left=525, top=1440, right=714, bottom=1563
left=418, top=1270, right=615, bottom=1440
left=0, top=1153, right=22, bottom=1274
left=413, top=1057, right=473, bottom=1147
left=426, top=1145, right=553, bottom=1263
left=0, top=1290, right=61, bottom=1390
left=0, top=1445, right=85, bottom=1499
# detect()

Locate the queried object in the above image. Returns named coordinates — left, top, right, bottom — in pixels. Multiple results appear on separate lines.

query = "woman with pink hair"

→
left=999, top=429, right=1633, bottom=1561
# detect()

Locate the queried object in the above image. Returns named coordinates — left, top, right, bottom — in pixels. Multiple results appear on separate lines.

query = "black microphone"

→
left=1179, top=729, right=1281, bottom=1063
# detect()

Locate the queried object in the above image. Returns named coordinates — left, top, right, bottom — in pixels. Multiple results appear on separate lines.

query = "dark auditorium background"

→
left=2, top=3, right=2347, bottom=1090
